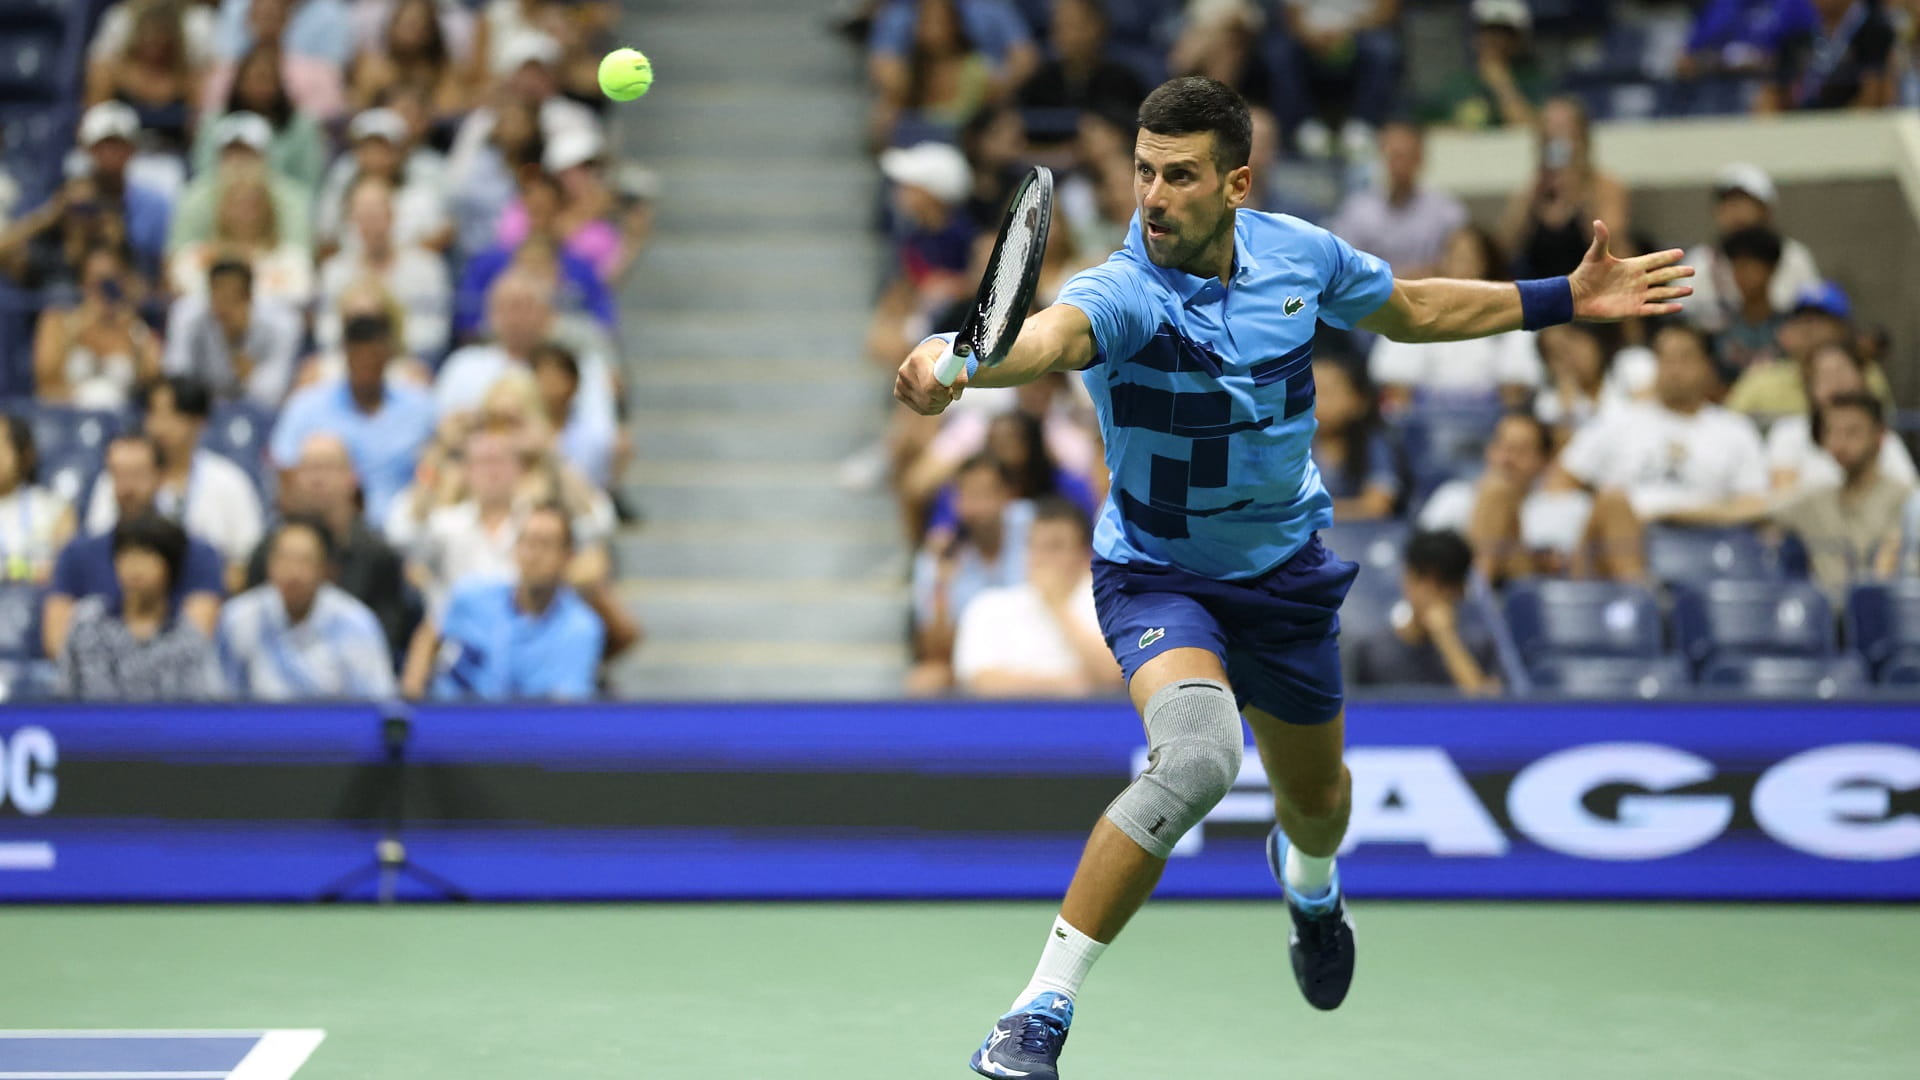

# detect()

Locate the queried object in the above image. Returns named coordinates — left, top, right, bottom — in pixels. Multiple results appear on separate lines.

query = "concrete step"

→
left=623, top=577, right=905, bottom=645
left=615, top=531, right=901, bottom=581
left=622, top=479, right=895, bottom=526
left=608, top=641, right=908, bottom=700
left=624, top=311, right=873, bottom=360
left=633, top=409, right=872, bottom=461
left=629, top=372, right=883, bottom=412
left=650, top=158, right=877, bottom=232
left=630, top=99, right=869, bottom=158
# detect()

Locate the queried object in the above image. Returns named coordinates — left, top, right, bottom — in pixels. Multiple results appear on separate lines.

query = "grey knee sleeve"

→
left=1105, top=679, right=1244, bottom=859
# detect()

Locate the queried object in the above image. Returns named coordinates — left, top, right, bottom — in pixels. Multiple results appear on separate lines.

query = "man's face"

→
left=268, top=525, right=328, bottom=615
left=143, top=386, right=197, bottom=455
left=1728, top=255, right=1773, bottom=302
left=1052, top=0, right=1104, bottom=60
left=350, top=184, right=394, bottom=247
left=88, top=137, right=133, bottom=181
left=1653, top=328, right=1715, bottom=410
left=1820, top=406, right=1881, bottom=477
left=106, top=441, right=160, bottom=517
left=953, top=465, right=1011, bottom=538
left=293, top=437, right=356, bottom=514
left=1780, top=310, right=1848, bottom=363
left=1713, top=191, right=1769, bottom=234
left=894, top=183, right=948, bottom=230
left=465, top=434, right=521, bottom=504
left=355, top=138, right=401, bottom=180
left=1400, top=571, right=1459, bottom=616
left=114, top=547, right=169, bottom=604
left=208, top=273, right=251, bottom=332
left=533, top=359, right=577, bottom=412
left=489, top=280, right=552, bottom=354
left=1134, top=130, right=1247, bottom=271
left=1807, top=345, right=1866, bottom=406
left=515, top=511, right=570, bottom=588
left=344, top=340, right=390, bottom=395
left=1026, top=518, right=1088, bottom=586
left=1380, top=125, right=1422, bottom=191
left=1484, top=415, right=1547, bottom=487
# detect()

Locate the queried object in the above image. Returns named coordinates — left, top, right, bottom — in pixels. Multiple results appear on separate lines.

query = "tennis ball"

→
left=598, top=48, right=653, bottom=102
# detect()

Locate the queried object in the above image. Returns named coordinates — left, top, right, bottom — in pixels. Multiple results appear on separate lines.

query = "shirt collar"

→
left=1126, top=209, right=1260, bottom=305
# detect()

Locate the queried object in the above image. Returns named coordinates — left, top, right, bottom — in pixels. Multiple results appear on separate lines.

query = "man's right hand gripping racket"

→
left=933, top=165, right=1055, bottom=387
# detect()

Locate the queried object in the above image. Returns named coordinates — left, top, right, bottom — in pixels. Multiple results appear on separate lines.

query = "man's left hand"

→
left=1568, top=220, right=1694, bottom=322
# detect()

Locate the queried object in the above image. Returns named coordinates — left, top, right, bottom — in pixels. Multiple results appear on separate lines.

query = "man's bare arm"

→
left=894, top=303, right=1096, bottom=415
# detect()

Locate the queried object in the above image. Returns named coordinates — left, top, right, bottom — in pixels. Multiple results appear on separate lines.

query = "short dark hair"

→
left=529, top=340, right=580, bottom=385
left=524, top=501, right=574, bottom=549
left=343, top=311, right=395, bottom=344
left=0, top=413, right=35, bottom=482
left=1812, top=390, right=1885, bottom=445
left=107, top=432, right=163, bottom=470
left=273, top=513, right=337, bottom=564
left=1137, top=76, right=1252, bottom=171
left=1498, top=409, right=1552, bottom=457
left=111, top=512, right=188, bottom=589
left=1720, top=225, right=1783, bottom=267
left=954, top=452, right=1015, bottom=490
left=207, top=258, right=253, bottom=294
left=1404, top=529, right=1473, bottom=589
left=138, top=374, right=213, bottom=420
left=1030, top=494, right=1093, bottom=546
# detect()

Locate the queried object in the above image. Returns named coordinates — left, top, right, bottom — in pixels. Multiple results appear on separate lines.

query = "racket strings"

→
left=977, top=180, right=1047, bottom=358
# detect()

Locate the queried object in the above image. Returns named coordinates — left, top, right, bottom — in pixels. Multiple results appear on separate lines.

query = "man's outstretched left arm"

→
left=1358, top=220, right=1694, bottom=343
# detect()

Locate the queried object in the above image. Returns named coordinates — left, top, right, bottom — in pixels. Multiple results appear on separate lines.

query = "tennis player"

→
left=894, top=77, right=1693, bottom=1080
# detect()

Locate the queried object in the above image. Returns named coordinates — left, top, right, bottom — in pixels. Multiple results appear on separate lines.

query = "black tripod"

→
left=319, top=712, right=468, bottom=903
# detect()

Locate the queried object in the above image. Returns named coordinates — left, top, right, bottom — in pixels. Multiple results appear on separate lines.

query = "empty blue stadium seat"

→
left=1698, top=655, right=1870, bottom=698
left=0, top=30, right=62, bottom=99
left=1503, top=580, right=1664, bottom=664
left=0, top=580, right=40, bottom=660
left=1674, top=580, right=1835, bottom=666
left=202, top=399, right=276, bottom=470
left=1845, top=580, right=1920, bottom=678
left=1531, top=655, right=1692, bottom=699
left=1645, top=526, right=1771, bottom=587
left=1320, top=519, right=1407, bottom=578
left=1397, top=400, right=1503, bottom=498
left=1881, top=655, right=1920, bottom=688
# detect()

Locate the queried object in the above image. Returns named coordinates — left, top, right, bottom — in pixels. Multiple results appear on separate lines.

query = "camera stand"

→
left=319, top=713, right=468, bottom=903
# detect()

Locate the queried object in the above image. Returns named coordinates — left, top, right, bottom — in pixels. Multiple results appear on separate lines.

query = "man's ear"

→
left=1224, top=163, right=1253, bottom=209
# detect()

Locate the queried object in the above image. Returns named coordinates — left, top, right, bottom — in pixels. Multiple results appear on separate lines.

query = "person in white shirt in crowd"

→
left=1682, top=163, right=1822, bottom=325
left=1418, top=410, right=1590, bottom=585
left=1531, top=320, right=1652, bottom=437
left=0, top=416, right=77, bottom=585
left=1765, top=339, right=1918, bottom=495
left=528, top=340, right=614, bottom=489
left=435, top=269, right=617, bottom=448
left=408, top=427, right=525, bottom=607
left=164, top=257, right=303, bottom=408
left=908, top=453, right=1033, bottom=695
left=86, top=376, right=264, bottom=576
left=445, top=30, right=600, bottom=185
left=315, top=173, right=453, bottom=360
left=1329, top=121, right=1466, bottom=280
left=218, top=514, right=396, bottom=699
left=1367, top=223, right=1541, bottom=411
left=1551, top=322, right=1768, bottom=582
left=168, top=167, right=315, bottom=309
left=313, top=106, right=453, bottom=255
left=953, top=496, right=1120, bottom=698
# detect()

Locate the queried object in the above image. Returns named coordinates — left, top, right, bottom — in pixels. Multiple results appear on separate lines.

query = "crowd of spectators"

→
left=0, top=0, right=651, bottom=703
left=855, top=0, right=1920, bottom=697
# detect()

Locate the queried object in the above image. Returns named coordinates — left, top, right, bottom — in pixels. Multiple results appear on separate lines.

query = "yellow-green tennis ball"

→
left=599, top=48, right=653, bottom=102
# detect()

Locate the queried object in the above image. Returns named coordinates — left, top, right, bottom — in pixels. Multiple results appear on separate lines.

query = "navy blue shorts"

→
left=1091, top=533, right=1360, bottom=725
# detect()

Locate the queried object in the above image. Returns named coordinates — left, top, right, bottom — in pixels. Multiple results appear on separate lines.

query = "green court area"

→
left=9, top=903, right=1916, bottom=1078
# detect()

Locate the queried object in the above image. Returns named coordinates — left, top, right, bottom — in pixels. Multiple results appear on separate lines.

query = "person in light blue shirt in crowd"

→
left=404, top=503, right=603, bottom=701
left=219, top=516, right=396, bottom=700
left=908, top=453, right=1032, bottom=693
left=216, top=0, right=354, bottom=66
left=269, top=311, right=437, bottom=523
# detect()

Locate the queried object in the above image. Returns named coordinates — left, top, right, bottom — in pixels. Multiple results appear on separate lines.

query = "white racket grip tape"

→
left=933, top=342, right=967, bottom=387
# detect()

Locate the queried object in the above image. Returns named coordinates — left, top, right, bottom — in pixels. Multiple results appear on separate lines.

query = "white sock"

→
left=1285, top=846, right=1335, bottom=898
left=1010, top=915, right=1106, bottom=1013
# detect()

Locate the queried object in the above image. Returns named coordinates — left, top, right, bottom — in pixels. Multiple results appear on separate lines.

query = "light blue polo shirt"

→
left=431, top=580, right=604, bottom=701
left=1056, top=209, right=1396, bottom=581
left=268, top=378, right=438, bottom=524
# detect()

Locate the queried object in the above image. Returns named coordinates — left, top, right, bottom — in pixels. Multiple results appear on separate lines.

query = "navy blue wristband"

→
left=1516, top=277, right=1575, bottom=331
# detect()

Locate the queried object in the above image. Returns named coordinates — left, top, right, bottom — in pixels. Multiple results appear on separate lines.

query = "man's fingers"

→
left=1630, top=248, right=1688, bottom=272
left=1586, top=219, right=1611, bottom=260
left=1646, top=263, right=1693, bottom=285
left=1647, top=285, right=1693, bottom=303
left=1641, top=301, right=1684, bottom=316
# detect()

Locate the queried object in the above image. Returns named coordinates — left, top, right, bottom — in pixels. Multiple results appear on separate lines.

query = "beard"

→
left=1142, top=206, right=1232, bottom=272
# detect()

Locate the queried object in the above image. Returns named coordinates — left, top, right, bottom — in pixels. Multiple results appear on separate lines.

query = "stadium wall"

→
left=0, top=702, right=1914, bottom=903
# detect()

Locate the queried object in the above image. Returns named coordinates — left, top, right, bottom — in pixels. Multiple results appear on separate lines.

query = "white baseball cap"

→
left=500, top=30, right=562, bottom=71
left=543, top=127, right=604, bottom=174
left=878, top=142, right=972, bottom=205
left=78, top=101, right=140, bottom=147
left=211, top=111, right=273, bottom=153
left=348, top=107, right=408, bottom=145
left=1472, top=0, right=1532, bottom=31
left=1712, top=162, right=1777, bottom=207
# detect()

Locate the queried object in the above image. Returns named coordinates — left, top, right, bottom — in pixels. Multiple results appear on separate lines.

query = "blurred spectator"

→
left=1330, top=122, right=1466, bottom=279
left=0, top=416, right=78, bottom=585
left=316, top=107, right=454, bottom=255
left=1368, top=226, right=1539, bottom=410
left=91, top=0, right=220, bottom=76
left=1016, top=0, right=1148, bottom=138
left=1554, top=324, right=1768, bottom=582
left=912, top=406, right=1099, bottom=539
left=1418, top=0, right=1542, bottom=131
left=1772, top=393, right=1912, bottom=601
left=438, top=271, right=618, bottom=446
left=1419, top=411, right=1590, bottom=585
left=1532, top=321, right=1649, bottom=436
left=953, top=496, right=1118, bottom=697
left=448, top=97, right=545, bottom=258
left=193, top=44, right=328, bottom=196
left=1759, top=0, right=1896, bottom=111
left=84, top=0, right=204, bottom=158
left=60, top=513, right=225, bottom=701
left=867, top=0, right=1039, bottom=148
left=1310, top=358, right=1402, bottom=521
left=43, top=435, right=226, bottom=657
left=1681, top=164, right=1823, bottom=330
left=454, top=207, right=615, bottom=335
left=407, top=428, right=526, bottom=604
left=0, top=174, right=135, bottom=293
left=1726, top=281, right=1892, bottom=417
left=908, top=453, right=1032, bottom=694
left=1682, top=0, right=1817, bottom=82
left=245, top=432, right=413, bottom=660
left=1345, top=528, right=1500, bottom=694
left=1765, top=340, right=1917, bottom=493
left=316, top=175, right=453, bottom=359
left=270, top=312, right=438, bottom=522
left=867, top=142, right=975, bottom=366
left=207, top=0, right=354, bottom=120
left=76, top=102, right=175, bottom=277
left=1168, top=1, right=1277, bottom=138
left=403, top=502, right=604, bottom=700
left=220, top=515, right=396, bottom=699
left=1277, top=0, right=1404, bottom=159
left=31, top=246, right=162, bottom=410
left=1699, top=226, right=1787, bottom=372
left=168, top=169, right=315, bottom=308
left=447, top=32, right=600, bottom=185
left=168, top=113, right=313, bottom=256
left=164, top=258, right=303, bottom=408
left=490, top=130, right=648, bottom=284
left=301, top=275, right=435, bottom=390
left=529, top=341, right=614, bottom=489
left=348, top=0, right=478, bottom=120
left=1499, top=97, right=1631, bottom=279
left=84, top=376, right=265, bottom=571
left=1058, top=109, right=1137, bottom=255
left=483, top=0, right=618, bottom=82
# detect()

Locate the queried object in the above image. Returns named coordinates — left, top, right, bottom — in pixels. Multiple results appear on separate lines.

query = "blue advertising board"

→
left=0, top=700, right=1915, bottom=901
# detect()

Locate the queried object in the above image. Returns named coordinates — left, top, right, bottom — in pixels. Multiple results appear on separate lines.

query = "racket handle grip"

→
left=933, top=344, right=968, bottom=387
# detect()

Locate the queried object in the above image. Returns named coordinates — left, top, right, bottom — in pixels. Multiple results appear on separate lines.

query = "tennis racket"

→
left=933, top=165, right=1055, bottom=387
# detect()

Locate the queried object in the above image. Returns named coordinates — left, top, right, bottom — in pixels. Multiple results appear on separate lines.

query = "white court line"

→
left=225, top=1031, right=324, bottom=1080
left=0, top=1035, right=264, bottom=1041
left=0, top=843, right=54, bottom=870
left=0, top=1073, right=227, bottom=1078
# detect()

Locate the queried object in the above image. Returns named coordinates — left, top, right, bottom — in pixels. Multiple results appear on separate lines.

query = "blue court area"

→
left=0, top=1031, right=323, bottom=1080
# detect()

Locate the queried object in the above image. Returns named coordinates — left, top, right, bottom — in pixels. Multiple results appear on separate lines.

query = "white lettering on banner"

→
left=1343, top=748, right=1508, bottom=857
left=1752, top=744, right=1920, bottom=861
left=0, top=727, right=58, bottom=816
left=1507, top=743, right=1734, bottom=860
